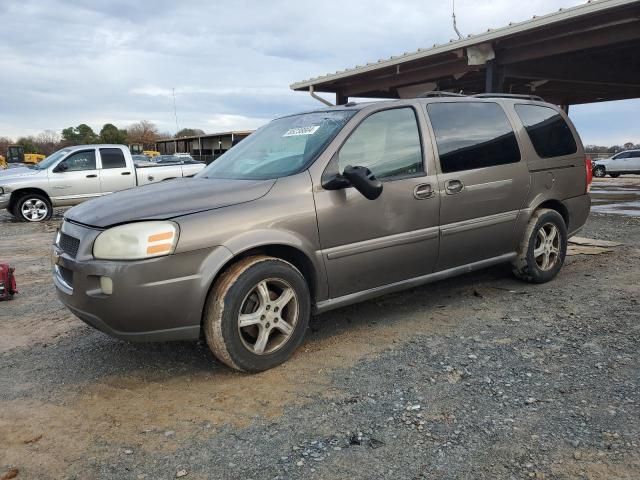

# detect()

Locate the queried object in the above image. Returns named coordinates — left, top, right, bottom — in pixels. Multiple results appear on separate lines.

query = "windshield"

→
left=197, top=110, right=356, bottom=180
left=33, top=149, right=72, bottom=170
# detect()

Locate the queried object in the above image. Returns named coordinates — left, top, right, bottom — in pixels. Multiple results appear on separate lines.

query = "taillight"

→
left=585, top=155, right=593, bottom=193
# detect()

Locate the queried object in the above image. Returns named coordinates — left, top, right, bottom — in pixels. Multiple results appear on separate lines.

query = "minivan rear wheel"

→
left=512, top=208, right=567, bottom=284
left=203, top=256, right=310, bottom=372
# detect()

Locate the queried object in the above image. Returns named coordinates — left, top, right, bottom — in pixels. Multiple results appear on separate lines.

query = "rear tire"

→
left=15, top=193, right=52, bottom=222
left=203, top=256, right=310, bottom=372
left=512, top=208, right=567, bottom=284
left=609, top=173, right=620, bottom=178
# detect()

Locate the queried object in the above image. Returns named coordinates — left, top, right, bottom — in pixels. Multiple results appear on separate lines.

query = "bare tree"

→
left=35, top=130, right=62, bottom=155
left=127, top=120, right=159, bottom=149
left=0, top=136, right=14, bottom=156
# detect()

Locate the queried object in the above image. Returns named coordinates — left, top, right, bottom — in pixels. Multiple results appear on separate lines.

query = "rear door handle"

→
left=445, top=179, right=464, bottom=194
left=86, top=174, right=97, bottom=178
left=413, top=183, right=434, bottom=199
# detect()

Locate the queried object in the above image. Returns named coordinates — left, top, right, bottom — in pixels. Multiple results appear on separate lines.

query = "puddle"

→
left=590, top=179, right=640, bottom=217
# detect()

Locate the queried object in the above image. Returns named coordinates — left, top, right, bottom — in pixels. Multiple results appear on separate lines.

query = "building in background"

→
left=156, top=130, right=253, bottom=164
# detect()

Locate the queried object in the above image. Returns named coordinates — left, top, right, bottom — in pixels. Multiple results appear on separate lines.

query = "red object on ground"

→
left=0, top=264, right=18, bottom=300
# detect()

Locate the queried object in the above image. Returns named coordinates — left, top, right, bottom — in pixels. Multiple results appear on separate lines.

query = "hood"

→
left=65, top=177, right=276, bottom=228
left=593, top=158, right=611, bottom=165
left=0, top=166, right=41, bottom=180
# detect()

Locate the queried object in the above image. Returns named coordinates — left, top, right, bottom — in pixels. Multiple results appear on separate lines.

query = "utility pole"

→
left=172, top=88, right=180, bottom=135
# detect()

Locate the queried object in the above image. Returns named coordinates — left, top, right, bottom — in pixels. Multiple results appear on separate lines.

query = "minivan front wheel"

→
left=512, top=208, right=567, bottom=283
left=203, top=256, right=310, bottom=372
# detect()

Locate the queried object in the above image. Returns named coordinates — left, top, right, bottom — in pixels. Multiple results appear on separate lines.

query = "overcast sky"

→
left=0, top=0, right=637, bottom=145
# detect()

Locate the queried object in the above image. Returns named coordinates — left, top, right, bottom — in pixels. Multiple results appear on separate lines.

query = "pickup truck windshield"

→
left=33, top=149, right=72, bottom=170
left=198, top=110, right=356, bottom=180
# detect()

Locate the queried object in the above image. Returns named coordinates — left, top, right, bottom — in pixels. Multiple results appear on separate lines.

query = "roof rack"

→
left=417, top=91, right=466, bottom=98
left=472, top=93, right=544, bottom=102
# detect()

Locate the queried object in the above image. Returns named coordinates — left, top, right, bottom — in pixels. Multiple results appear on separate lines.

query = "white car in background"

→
left=592, top=149, right=640, bottom=178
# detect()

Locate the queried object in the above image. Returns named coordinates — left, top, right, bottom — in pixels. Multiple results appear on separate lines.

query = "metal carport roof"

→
left=291, top=0, right=640, bottom=106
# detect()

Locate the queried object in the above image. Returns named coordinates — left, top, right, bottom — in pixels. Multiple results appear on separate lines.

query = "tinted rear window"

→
left=515, top=104, right=577, bottom=158
left=100, top=148, right=127, bottom=169
left=427, top=102, right=521, bottom=173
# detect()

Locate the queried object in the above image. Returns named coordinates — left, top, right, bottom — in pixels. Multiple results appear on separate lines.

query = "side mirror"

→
left=53, top=162, right=68, bottom=173
left=322, top=174, right=351, bottom=190
left=342, top=165, right=383, bottom=200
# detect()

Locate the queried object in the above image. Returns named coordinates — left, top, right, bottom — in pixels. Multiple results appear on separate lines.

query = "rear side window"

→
left=338, top=107, right=423, bottom=180
left=515, top=104, right=577, bottom=158
left=100, top=148, right=127, bottom=169
left=427, top=102, right=520, bottom=173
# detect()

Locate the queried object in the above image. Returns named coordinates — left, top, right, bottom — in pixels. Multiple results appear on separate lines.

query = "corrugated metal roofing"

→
left=290, top=0, right=637, bottom=90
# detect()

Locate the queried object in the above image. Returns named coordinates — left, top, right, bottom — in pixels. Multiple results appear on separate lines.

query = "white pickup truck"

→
left=0, top=144, right=205, bottom=222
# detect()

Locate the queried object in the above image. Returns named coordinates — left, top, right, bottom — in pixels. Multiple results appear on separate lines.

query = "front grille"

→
left=59, top=232, right=80, bottom=258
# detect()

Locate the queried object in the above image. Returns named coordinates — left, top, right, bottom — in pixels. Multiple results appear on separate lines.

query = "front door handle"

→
left=413, top=183, right=434, bottom=199
left=86, top=174, right=97, bottom=178
left=121, top=171, right=131, bottom=176
left=445, top=179, right=464, bottom=194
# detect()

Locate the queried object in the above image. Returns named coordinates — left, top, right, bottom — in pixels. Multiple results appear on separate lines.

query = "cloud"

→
left=0, top=0, right=635, bottom=145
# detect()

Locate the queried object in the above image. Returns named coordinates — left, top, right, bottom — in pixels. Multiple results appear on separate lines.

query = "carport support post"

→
left=336, top=91, right=348, bottom=105
left=484, top=59, right=505, bottom=94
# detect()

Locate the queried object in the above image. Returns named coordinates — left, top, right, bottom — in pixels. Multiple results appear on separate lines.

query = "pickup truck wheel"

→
left=203, top=256, right=310, bottom=372
left=15, top=194, right=52, bottom=222
left=593, top=166, right=606, bottom=177
left=512, top=208, right=567, bottom=284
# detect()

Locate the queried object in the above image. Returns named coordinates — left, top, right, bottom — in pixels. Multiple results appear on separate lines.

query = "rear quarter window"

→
left=100, top=148, right=127, bottom=169
left=515, top=104, right=577, bottom=158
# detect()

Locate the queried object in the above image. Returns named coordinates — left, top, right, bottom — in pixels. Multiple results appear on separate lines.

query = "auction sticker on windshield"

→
left=283, top=126, right=320, bottom=137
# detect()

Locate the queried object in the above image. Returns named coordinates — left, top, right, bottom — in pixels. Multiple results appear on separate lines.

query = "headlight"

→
left=93, top=221, right=179, bottom=260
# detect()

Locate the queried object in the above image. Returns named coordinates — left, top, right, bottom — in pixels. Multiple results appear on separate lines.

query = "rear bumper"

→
left=53, top=220, right=233, bottom=342
left=564, top=194, right=591, bottom=237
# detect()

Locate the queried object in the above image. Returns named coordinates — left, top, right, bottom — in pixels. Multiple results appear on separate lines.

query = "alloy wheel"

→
left=237, top=278, right=299, bottom=355
left=21, top=198, right=49, bottom=222
left=534, top=222, right=561, bottom=271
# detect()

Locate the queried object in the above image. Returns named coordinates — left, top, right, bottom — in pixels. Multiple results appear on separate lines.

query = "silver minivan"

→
left=52, top=95, right=591, bottom=372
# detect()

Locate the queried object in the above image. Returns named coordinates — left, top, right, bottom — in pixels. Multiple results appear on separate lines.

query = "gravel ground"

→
left=1, top=178, right=639, bottom=479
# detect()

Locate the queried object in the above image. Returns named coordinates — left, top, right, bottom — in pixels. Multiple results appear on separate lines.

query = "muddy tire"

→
left=203, top=256, right=310, bottom=372
left=512, top=208, right=567, bottom=284
left=15, top=193, right=52, bottom=222
left=593, top=166, right=606, bottom=178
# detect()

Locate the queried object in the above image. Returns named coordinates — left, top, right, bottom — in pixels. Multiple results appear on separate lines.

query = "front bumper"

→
left=0, top=193, right=10, bottom=210
left=52, top=220, right=233, bottom=342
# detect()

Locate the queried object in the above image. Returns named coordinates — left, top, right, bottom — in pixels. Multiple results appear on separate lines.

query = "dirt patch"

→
left=1, top=209, right=639, bottom=479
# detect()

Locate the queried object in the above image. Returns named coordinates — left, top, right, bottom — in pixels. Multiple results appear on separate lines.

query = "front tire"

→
left=512, top=208, right=567, bottom=284
left=15, top=193, right=52, bottom=222
left=593, top=166, right=606, bottom=178
left=203, top=256, right=310, bottom=372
